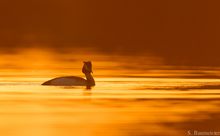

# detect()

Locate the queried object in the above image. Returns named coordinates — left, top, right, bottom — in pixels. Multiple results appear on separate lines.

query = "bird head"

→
left=82, top=61, right=93, bottom=74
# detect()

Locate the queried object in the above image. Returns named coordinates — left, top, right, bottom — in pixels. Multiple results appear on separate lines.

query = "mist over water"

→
left=1, top=47, right=220, bottom=77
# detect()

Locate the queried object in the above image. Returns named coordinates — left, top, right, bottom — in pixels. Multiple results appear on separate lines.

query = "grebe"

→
left=42, top=61, right=95, bottom=88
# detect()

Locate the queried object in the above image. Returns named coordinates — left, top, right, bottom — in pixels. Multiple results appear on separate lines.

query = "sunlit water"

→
left=0, top=48, right=219, bottom=136
left=0, top=75, right=220, bottom=136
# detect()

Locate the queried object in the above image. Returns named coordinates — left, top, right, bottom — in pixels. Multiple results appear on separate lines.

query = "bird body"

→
left=42, top=76, right=87, bottom=86
left=42, top=61, right=95, bottom=87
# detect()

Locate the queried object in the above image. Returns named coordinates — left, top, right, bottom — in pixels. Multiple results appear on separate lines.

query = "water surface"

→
left=0, top=49, right=220, bottom=136
left=0, top=75, right=220, bottom=136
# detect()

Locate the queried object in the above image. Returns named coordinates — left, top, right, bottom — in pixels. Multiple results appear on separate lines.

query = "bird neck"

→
left=84, top=73, right=95, bottom=86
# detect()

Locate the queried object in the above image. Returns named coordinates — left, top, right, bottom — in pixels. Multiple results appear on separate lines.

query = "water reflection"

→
left=83, top=90, right=92, bottom=98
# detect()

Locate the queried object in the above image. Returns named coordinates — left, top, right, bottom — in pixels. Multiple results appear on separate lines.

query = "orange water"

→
left=0, top=48, right=220, bottom=136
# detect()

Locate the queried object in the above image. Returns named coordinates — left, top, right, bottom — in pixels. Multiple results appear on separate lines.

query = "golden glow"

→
left=0, top=0, right=220, bottom=135
left=0, top=48, right=219, bottom=136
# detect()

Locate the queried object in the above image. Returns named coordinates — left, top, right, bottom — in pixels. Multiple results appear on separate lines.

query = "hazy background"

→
left=0, top=0, right=220, bottom=66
